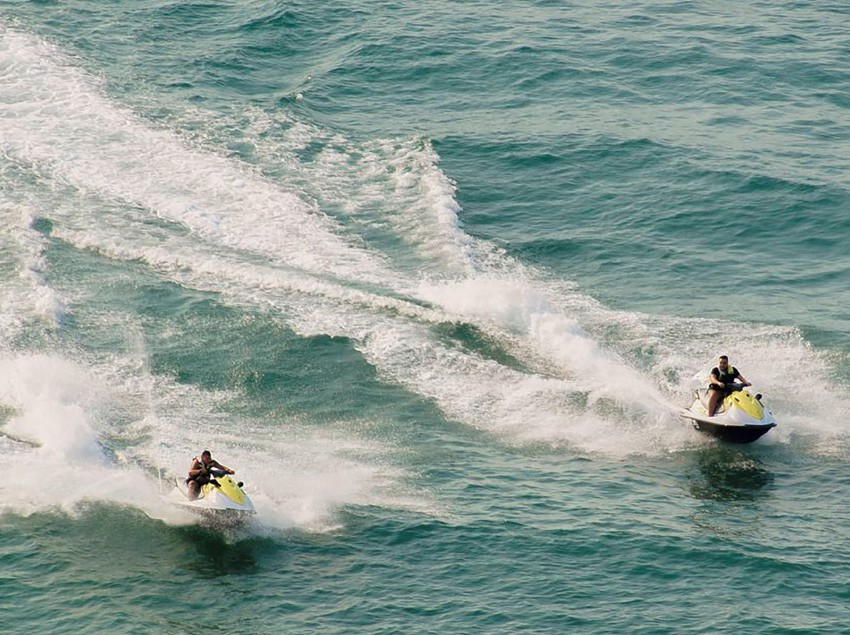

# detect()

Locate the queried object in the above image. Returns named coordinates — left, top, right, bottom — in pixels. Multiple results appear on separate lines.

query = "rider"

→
left=186, top=449, right=234, bottom=500
left=707, top=355, right=751, bottom=416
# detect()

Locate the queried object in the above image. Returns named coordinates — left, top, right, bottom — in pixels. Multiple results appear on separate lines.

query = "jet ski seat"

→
left=694, top=388, right=725, bottom=414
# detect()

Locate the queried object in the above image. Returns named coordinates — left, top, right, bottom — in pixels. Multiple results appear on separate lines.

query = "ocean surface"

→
left=2, top=1, right=849, bottom=633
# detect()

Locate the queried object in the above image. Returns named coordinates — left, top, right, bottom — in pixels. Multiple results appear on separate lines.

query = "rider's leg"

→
left=707, top=388, right=722, bottom=416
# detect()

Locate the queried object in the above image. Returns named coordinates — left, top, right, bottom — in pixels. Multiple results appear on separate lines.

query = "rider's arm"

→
left=737, top=372, right=751, bottom=386
left=188, top=459, right=205, bottom=477
left=213, top=460, right=235, bottom=475
left=710, top=372, right=724, bottom=388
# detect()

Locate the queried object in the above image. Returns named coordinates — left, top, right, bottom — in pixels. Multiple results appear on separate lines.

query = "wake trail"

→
left=3, top=24, right=847, bottom=458
left=0, top=25, right=398, bottom=290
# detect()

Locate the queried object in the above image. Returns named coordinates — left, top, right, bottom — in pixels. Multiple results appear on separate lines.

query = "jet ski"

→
left=681, top=383, right=776, bottom=443
left=172, top=468, right=255, bottom=523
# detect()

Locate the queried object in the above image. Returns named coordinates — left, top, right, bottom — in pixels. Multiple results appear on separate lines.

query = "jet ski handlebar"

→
left=724, top=382, right=753, bottom=392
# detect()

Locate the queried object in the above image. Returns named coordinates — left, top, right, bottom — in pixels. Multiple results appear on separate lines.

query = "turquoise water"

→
left=2, top=2, right=850, bottom=633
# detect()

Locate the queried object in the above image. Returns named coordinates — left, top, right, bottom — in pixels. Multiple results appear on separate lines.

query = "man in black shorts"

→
left=186, top=449, right=234, bottom=500
left=707, top=355, right=751, bottom=416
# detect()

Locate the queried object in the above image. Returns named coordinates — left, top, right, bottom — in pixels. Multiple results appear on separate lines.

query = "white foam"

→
left=31, top=164, right=849, bottom=460
left=381, top=138, right=479, bottom=273
left=0, top=343, right=431, bottom=528
left=108, top=333, right=436, bottom=529
left=0, top=25, right=395, bottom=289
left=0, top=354, right=158, bottom=516
left=42, top=181, right=809, bottom=458
left=44, top=222, right=687, bottom=457
left=2, top=23, right=847, bottom=467
left=161, top=106, right=495, bottom=275
left=0, top=195, right=68, bottom=337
